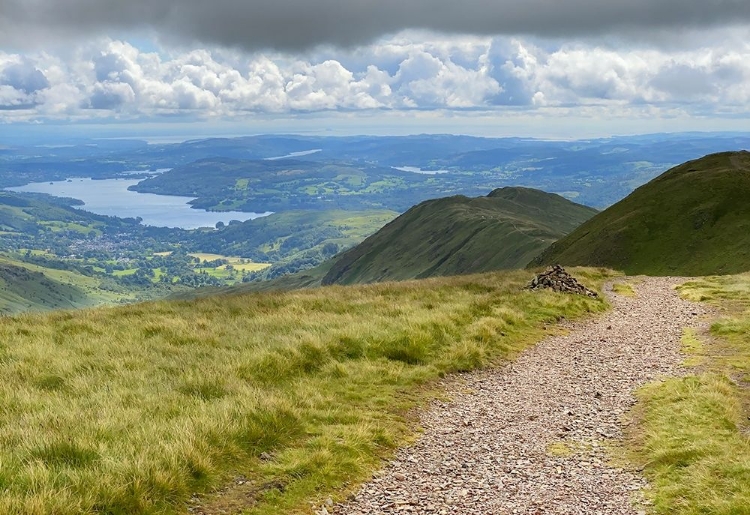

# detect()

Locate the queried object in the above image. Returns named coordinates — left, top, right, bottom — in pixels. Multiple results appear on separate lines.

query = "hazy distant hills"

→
left=129, top=157, right=477, bottom=213
left=531, top=151, right=750, bottom=276
left=115, top=132, right=750, bottom=210
left=320, top=187, right=597, bottom=285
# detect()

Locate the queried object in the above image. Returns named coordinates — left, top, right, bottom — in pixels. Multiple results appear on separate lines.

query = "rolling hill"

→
left=530, top=151, right=750, bottom=275
left=190, top=209, right=397, bottom=279
left=0, top=258, right=92, bottom=313
left=129, top=157, right=488, bottom=213
left=321, top=187, right=598, bottom=285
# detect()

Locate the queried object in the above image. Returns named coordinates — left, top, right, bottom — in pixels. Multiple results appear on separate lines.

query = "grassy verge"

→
left=0, top=268, right=613, bottom=514
left=626, top=273, right=750, bottom=514
left=612, top=282, right=636, bottom=297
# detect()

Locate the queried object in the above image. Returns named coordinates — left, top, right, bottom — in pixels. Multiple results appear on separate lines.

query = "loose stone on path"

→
left=333, top=277, right=708, bottom=515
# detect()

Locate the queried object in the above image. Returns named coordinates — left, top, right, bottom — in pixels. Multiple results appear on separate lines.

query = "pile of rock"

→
left=526, top=265, right=598, bottom=297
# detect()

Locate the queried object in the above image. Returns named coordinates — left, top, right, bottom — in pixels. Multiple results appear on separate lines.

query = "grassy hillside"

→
left=0, top=261, right=88, bottom=313
left=192, top=209, right=397, bottom=280
left=322, top=187, right=597, bottom=285
left=0, top=268, right=611, bottom=514
left=531, top=151, right=750, bottom=275
left=626, top=274, right=750, bottom=513
left=0, top=256, right=125, bottom=314
left=0, top=191, right=103, bottom=235
left=194, top=210, right=397, bottom=257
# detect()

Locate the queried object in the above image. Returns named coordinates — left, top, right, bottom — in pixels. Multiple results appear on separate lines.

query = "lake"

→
left=392, top=166, right=450, bottom=175
left=264, top=149, right=322, bottom=160
left=7, top=178, right=272, bottom=229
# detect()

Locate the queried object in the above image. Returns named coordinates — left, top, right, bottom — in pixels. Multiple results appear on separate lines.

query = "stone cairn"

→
left=526, top=264, right=598, bottom=297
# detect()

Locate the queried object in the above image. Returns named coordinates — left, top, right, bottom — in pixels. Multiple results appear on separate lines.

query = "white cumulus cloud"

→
left=0, top=32, right=749, bottom=123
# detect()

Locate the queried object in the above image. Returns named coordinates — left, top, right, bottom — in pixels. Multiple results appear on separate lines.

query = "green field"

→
left=627, top=273, right=750, bottom=514
left=189, top=253, right=272, bottom=272
left=112, top=268, right=139, bottom=277
left=0, top=268, right=611, bottom=514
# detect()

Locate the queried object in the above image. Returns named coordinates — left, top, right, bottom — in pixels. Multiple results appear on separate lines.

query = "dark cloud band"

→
left=1, top=0, right=748, bottom=50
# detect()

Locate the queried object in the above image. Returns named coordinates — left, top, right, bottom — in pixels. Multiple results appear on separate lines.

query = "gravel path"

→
left=332, top=277, right=708, bottom=515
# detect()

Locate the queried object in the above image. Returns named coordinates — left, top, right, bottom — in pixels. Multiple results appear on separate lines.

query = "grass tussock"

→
left=612, top=282, right=636, bottom=297
left=627, top=273, right=750, bottom=514
left=0, top=268, right=612, bottom=514
left=680, top=328, right=704, bottom=367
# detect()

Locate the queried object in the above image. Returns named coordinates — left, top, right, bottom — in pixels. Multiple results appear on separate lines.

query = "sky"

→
left=1, top=0, right=749, bottom=139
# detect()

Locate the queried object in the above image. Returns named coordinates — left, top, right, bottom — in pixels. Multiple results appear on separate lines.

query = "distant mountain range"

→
left=7, top=132, right=747, bottom=211
left=123, top=133, right=750, bottom=210
left=531, top=151, right=750, bottom=276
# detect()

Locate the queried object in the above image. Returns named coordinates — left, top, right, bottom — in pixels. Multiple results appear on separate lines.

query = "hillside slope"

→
left=530, top=151, right=750, bottom=275
left=190, top=209, right=397, bottom=279
left=322, top=187, right=598, bottom=285
left=0, top=267, right=609, bottom=514
left=0, top=259, right=91, bottom=313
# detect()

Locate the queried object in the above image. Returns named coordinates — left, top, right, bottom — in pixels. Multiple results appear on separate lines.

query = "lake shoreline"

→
left=6, top=176, right=272, bottom=230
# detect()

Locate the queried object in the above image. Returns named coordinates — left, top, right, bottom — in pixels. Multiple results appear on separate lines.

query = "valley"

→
left=3, top=1, right=750, bottom=512
left=3, top=132, right=749, bottom=313
left=0, top=186, right=395, bottom=312
left=1, top=132, right=750, bottom=514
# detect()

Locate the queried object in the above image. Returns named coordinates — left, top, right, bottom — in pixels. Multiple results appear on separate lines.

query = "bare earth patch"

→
left=334, top=277, right=709, bottom=515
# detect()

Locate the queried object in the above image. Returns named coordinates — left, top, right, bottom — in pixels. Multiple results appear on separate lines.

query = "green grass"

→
left=612, top=282, right=636, bottom=297
left=0, top=268, right=612, bottom=514
left=630, top=376, right=750, bottom=514
left=190, top=252, right=230, bottom=262
left=195, top=267, right=227, bottom=279
left=680, top=328, right=705, bottom=367
left=626, top=273, right=750, bottom=514
left=39, top=220, right=102, bottom=236
left=226, top=263, right=271, bottom=272
left=532, top=151, right=750, bottom=275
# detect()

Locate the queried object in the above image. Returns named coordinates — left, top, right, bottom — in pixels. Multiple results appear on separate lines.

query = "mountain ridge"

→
left=530, top=151, right=750, bottom=275
left=321, top=186, right=597, bottom=285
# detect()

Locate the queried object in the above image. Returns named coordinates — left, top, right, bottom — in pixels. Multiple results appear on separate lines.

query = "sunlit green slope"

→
left=531, top=151, right=750, bottom=275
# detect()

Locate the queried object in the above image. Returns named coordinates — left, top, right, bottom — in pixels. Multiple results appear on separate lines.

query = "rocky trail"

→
left=333, top=277, right=709, bottom=515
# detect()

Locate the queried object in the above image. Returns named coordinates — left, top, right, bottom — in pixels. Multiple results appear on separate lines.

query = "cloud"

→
left=0, top=57, right=49, bottom=110
left=87, top=82, right=136, bottom=110
left=0, top=59, right=49, bottom=93
left=494, top=39, right=750, bottom=109
left=1, top=0, right=749, bottom=51
left=0, top=33, right=749, bottom=122
left=649, top=64, right=717, bottom=99
left=43, top=38, right=503, bottom=116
